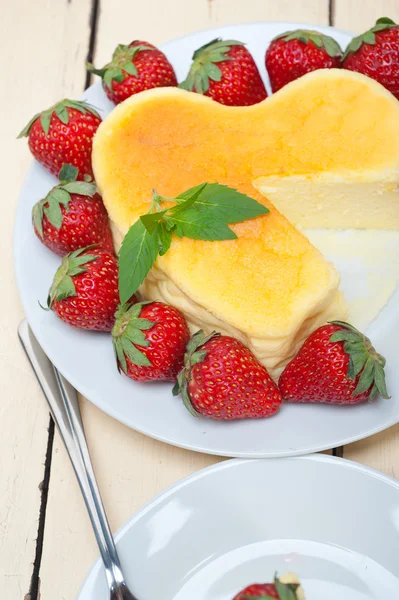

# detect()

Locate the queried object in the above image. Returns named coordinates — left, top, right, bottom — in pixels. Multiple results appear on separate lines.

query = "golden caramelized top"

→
left=92, top=69, right=399, bottom=335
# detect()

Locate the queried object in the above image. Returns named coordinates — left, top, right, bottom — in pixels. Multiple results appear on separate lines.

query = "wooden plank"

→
left=94, top=0, right=329, bottom=65
left=333, top=0, right=399, bottom=474
left=344, top=426, right=399, bottom=478
left=334, top=0, right=399, bottom=33
left=0, top=1, right=93, bottom=598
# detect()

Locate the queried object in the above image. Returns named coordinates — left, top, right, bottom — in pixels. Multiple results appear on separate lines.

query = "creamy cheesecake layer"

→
left=255, top=171, right=399, bottom=230
left=141, top=265, right=347, bottom=380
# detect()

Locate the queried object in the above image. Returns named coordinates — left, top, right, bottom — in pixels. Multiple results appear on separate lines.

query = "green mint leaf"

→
left=177, top=183, right=269, bottom=223
left=171, top=210, right=237, bottom=240
left=172, top=183, right=208, bottom=213
left=157, top=222, right=172, bottom=255
left=118, top=220, right=159, bottom=304
left=140, top=210, right=168, bottom=234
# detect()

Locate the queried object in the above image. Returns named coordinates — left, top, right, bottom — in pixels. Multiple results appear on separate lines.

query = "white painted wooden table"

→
left=2, top=1, right=398, bottom=598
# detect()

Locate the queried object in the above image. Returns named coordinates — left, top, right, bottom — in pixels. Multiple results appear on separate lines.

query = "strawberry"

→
left=112, top=301, right=190, bottom=382
left=233, top=575, right=301, bottom=599
left=87, top=41, right=177, bottom=105
left=179, top=39, right=267, bottom=106
left=32, top=164, right=113, bottom=256
left=265, top=30, right=342, bottom=92
left=279, top=321, right=389, bottom=405
left=342, top=17, right=399, bottom=99
left=18, top=99, right=101, bottom=180
left=173, top=331, right=281, bottom=419
left=46, top=247, right=120, bottom=331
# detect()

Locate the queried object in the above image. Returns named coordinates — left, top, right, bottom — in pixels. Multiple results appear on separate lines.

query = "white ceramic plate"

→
left=76, top=455, right=399, bottom=599
left=14, top=22, right=399, bottom=457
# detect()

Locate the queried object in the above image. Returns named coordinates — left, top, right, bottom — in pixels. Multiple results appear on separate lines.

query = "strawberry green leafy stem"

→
left=242, top=575, right=301, bottom=600
left=172, top=329, right=219, bottom=417
left=118, top=183, right=269, bottom=304
left=32, top=164, right=97, bottom=238
left=329, top=321, right=389, bottom=400
left=112, top=302, right=154, bottom=372
left=342, top=17, right=396, bottom=60
left=179, top=38, right=243, bottom=94
left=46, top=247, right=98, bottom=309
left=87, top=43, right=153, bottom=91
left=274, top=30, right=342, bottom=58
left=18, top=99, right=100, bottom=138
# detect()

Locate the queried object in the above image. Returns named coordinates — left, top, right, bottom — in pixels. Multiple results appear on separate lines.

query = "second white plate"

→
left=76, top=455, right=399, bottom=599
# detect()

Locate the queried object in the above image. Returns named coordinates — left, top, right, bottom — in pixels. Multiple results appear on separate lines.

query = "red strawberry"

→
left=233, top=575, right=302, bottom=599
left=279, top=321, right=389, bottom=405
left=173, top=331, right=281, bottom=419
left=47, top=247, right=121, bottom=331
left=342, top=17, right=399, bottom=99
left=112, top=301, right=190, bottom=382
left=32, top=164, right=113, bottom=256
left=18, top=99, right=101, bottom=180
left=179, top=39, right=267, bottom=106
left=87, top=41, right=177, bottom=105
left=265, top=30, right=342, bottom=92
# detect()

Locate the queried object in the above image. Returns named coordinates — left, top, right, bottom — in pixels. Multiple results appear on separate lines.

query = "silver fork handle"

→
left=18, top=320, right=132, bottom=598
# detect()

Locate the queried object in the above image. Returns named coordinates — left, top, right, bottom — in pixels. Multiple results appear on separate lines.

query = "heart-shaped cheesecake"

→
left=92, top=69, right=399, bottom=377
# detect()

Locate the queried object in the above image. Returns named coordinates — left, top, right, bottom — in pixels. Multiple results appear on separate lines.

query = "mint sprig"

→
left=118, top=183, right=269, bottom=303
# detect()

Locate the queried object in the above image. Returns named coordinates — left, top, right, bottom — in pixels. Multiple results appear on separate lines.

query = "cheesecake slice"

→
left=94, top=81, right=370, bottom=377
